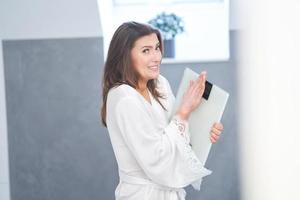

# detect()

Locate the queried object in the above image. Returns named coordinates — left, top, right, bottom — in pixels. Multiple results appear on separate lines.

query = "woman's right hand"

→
left=176, top=71, right=207, bottom=120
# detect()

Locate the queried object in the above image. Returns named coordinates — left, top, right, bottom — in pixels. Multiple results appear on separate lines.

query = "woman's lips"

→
left=149, top=65, right=159, bottom=70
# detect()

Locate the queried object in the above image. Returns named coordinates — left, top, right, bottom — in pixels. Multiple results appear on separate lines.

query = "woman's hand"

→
left=210, top=122, right=224, bottom=143
left=176, top=71, right=207, bottom=120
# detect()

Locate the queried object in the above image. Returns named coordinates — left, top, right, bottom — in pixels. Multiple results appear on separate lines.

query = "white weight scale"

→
left=172, top=68, right=229, bottom=164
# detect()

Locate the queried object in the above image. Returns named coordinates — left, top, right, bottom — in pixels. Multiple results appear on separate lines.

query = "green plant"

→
left=148, top=12, right=184, bottom=40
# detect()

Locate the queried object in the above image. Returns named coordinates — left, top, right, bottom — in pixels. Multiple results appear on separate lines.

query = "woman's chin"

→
left=145, top=69, right=160, bottom=81
left=150, top=71, right=160, bottom=79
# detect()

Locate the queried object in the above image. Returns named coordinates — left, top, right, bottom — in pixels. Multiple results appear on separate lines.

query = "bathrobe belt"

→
left=119, top=171, right=186, bottom=200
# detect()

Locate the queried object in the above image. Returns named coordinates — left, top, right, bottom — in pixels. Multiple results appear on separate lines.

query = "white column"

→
left=0, top=41, right=10, bottom=200
left=238, top=1, right=300, bottom=200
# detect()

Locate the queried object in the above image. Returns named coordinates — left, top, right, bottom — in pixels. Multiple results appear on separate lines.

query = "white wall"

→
left=0, top=44, right=10, bottom=200
left=229, top=0, right=239, bottom=30
left=0, top=0, right=102, bottom=39
left=98, top=0, right=229, bottom=61
left=97, top=0, right=114, bottom=59
left=0, top=1, right=102, bottom=199
left=238, top=0, right=300, bottom=200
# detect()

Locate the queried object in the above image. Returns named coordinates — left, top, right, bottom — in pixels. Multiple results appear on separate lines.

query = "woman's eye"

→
left=155, top=46, right=160, bottom=51
left=142, top=49, right=150, bottom=53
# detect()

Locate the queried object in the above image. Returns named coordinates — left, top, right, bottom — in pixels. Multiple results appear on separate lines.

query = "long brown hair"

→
left=101, top=21, right=166, bottom=127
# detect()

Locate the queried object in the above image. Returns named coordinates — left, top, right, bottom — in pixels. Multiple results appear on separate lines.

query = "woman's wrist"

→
left=176, top=108, right=190, bottom=121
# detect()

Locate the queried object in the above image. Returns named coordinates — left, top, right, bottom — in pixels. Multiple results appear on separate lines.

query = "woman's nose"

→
left=153, top=50, right=162, bottom=61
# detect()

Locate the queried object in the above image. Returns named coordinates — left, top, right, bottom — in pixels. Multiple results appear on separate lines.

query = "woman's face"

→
left=130, top=33, right=162, bottom=85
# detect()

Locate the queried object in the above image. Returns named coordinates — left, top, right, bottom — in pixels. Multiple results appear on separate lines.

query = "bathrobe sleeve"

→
left=114, top=95, right=211, bottom=189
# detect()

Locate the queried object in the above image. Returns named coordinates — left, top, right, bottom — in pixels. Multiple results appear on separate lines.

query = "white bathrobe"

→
left=106, top=75, right=211, bottom=200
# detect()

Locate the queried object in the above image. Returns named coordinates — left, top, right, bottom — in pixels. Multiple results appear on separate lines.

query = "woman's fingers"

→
left=200, top=71, right=206, bottom=85
left=210, top=122, right=224, bottom=144
left=190, top=77, right=201, bottom=94
left=210, top=131, right=220, bottom=144
left=210, top=132, right=220, bottom=140
left=199, top=72, right=206, bottom=92
left=196, top=71, right=206, bottom=88
left=194, top=71, right=206, bottom=97
left=213, top=122, right=224, bottom=131
left=210, top=135, right=217, bottom=143
left=185, top=80, right=195, bottom=96
left=211, top=128, right=222, bottom=137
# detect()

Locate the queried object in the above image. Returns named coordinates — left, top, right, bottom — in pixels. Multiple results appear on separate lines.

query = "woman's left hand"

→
left=210, top=122, right=224, bottom=143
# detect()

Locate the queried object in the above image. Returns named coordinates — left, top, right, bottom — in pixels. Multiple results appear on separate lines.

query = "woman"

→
left=101, top=21, right=224, bottom=200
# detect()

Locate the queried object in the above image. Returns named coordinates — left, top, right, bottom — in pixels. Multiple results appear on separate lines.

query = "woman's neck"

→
left=136, top=80, right=151, bottom=104
left=137, top=80, right=148, bottom=93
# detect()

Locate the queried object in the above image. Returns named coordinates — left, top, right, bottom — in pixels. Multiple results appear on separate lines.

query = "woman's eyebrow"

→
left=141, top=42, right=160, bottom=49
left=141, top=45, right=154, bottom=49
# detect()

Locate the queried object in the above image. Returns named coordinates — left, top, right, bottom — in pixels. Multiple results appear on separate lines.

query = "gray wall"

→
left=3, top=37, right=110, bottom=200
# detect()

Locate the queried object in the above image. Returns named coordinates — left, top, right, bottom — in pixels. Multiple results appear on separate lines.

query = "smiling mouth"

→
left=149, top=65, right=159, bottom=70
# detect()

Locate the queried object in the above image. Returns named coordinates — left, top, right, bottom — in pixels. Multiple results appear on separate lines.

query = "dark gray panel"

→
left=3, top=37, right=118, bottom=200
